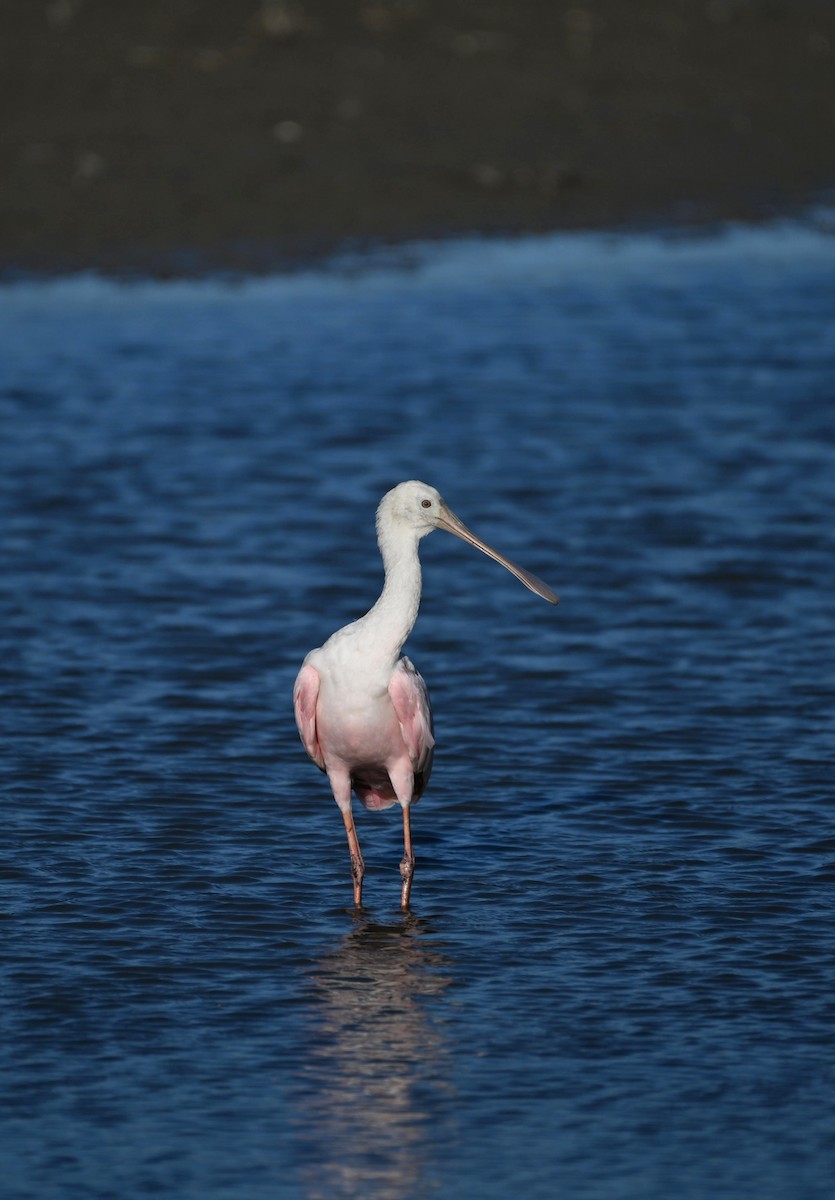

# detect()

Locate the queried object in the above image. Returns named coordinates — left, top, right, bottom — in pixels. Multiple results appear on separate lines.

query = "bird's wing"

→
left=293, top=662, right=325, bottom=771
left=388, top=657, right=435, bottom=776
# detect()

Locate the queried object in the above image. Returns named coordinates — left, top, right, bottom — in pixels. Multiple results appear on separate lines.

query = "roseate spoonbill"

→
left=293, top=481, right=558, bottom=909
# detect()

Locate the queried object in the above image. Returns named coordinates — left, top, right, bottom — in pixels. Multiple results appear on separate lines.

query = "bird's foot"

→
left=350, top=853, right=365, bottom=908
left=400, top=854, right=415, bottom=910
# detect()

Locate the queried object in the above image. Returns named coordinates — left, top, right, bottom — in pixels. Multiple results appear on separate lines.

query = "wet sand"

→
left=2, top=0, right=834, bottom=274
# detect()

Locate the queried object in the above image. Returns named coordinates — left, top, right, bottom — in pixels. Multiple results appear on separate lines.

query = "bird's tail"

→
left=352, top=770, right=399, bottom=811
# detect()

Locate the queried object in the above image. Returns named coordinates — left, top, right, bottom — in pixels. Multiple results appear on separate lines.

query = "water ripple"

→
left=2, top=219, right=834, bottom=1198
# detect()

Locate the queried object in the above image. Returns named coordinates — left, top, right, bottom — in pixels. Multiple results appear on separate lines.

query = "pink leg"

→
left=329, top=766, right=364, bottom=907
left=341, top=806, right=365, bottom=908
left=400, top=805, right=415, bottom=910
left=388, top=763, right=416, bottom=909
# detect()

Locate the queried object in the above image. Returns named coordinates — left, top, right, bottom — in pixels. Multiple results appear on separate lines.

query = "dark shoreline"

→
left=3, top=1, right=834, bottom=277
left=3, top=196, right=832, bottom=284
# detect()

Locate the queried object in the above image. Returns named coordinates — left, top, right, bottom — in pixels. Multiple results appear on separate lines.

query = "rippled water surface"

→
left=2, top=221, right=835, bottom=1198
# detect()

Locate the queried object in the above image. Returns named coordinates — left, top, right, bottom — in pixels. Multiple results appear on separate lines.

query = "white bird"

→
left=294, top=480, right=558, bottom=908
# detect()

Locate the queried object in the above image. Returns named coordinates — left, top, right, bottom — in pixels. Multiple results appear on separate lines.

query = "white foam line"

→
left=1, top=211, right=834, bottom=313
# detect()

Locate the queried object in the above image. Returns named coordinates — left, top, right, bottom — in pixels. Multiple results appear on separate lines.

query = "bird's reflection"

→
left=295, top=912, right=453, bottom=1199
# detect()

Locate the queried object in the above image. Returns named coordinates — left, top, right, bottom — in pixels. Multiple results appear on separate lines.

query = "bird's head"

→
left=377, top=480, right=445, bottom=537
left=376, top=480, right=558, bottom=604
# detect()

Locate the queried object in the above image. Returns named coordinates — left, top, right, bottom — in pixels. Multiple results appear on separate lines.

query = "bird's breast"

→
left=317, top=690, right=403, bottom=767
left=312, top=657, right=402, bottom=763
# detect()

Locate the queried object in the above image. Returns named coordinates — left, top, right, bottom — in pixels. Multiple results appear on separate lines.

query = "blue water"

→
left=2, top=218, right=834, bottom=1199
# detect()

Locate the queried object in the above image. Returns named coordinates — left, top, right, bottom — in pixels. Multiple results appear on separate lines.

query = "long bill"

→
left=437, top=504, right=559, bottom=605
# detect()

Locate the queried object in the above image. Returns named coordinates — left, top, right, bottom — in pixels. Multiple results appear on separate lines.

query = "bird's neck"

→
left=360, top=528, right=423, bottom=662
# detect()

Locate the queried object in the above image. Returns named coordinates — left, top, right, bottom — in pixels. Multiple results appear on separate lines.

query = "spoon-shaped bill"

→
left=437, top=504, right=559, bottom=604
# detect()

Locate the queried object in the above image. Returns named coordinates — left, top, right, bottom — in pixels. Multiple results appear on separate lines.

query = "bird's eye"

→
left=421, top=499, right=432, bottom=508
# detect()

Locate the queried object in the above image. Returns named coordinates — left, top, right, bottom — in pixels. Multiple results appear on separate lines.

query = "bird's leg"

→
left=341, top=806, right=365, bottom=908
left=400, top=804, right=415, bottom=910
left=390, top=765, right=417, bottom=909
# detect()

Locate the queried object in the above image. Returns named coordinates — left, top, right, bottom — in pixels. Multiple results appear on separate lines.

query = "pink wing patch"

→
left=388, top=657, right=435, bottom=776
left=293, top=663, right=325, bottom=771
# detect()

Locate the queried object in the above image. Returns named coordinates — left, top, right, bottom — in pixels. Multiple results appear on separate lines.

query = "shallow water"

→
left=2, top=218, right=835, bottom=1198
